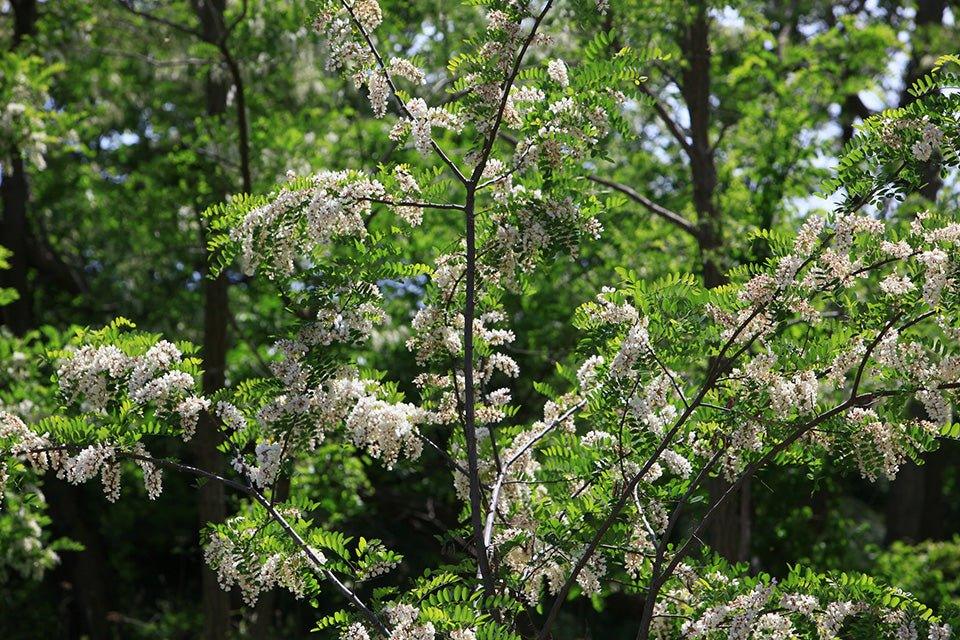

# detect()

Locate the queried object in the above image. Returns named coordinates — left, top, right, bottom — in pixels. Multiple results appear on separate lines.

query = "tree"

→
left=3, top=2, right=960, bottom=640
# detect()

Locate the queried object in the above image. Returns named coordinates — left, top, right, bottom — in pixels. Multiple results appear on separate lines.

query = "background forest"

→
left=2, top=0, right=960, bottom=639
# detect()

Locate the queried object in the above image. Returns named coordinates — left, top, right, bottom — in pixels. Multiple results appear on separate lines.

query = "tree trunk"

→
left=45, top=480, right=112, bottom=640
left=885, top=0, right=947, bottom=543
left=192, top=2, right=233, bottom=638
left=0, top=155, right=32, bottom=335
left=678, top=1, right=751, bottom=564
left=1, top=1, right=35, bottom=334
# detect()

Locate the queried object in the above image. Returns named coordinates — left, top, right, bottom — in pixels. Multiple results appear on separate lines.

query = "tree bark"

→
left=677, top=0, right=751, bottom=564
left=885, top=0, right=947, bottom=543
left=1, top=155, right=32, bottom=335
left=192, top=2, right=233, bottom=638
left=1, top=1, right=36, bottom=335
left=45, top=481, right=112, bottom=640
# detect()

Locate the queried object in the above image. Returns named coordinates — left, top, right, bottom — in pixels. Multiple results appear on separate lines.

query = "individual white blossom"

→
left=929, top=623, right=952, bottom=640
left=216, top=401, right=248, bottom=431
left=879, top=273, right=916, bottom=296
left=911, top=120, right=944, bottom=161
left=352, top=0, right=382, bottom=31
left=176, top=395, right=211, bottom=441
left=576, top=355, right=605, bottom=392
left=547, top=59, right=569, bottom=87
left=340, top=623, right=370, bottom=640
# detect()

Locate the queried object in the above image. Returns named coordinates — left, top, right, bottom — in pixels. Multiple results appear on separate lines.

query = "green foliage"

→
left=874, top=537, right=960, bottom=625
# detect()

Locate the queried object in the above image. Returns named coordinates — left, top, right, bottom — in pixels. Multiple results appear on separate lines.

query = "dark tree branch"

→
left=114, top=0, right=204, bottom=39
left=589, top=175, right=697, bottom=237
left=639, top=83, right=693, bottom=156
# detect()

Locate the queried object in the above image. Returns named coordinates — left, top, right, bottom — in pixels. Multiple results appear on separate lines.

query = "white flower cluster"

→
left=216, top=400, right=248, bottom=431
left=547, top=59, right=569, bottom=87
left=233, top=442, right=283, bottom=489
left=628, top=375, right=679, bottom=437
left=204, top=527, right=316, bottom=606
left=363, top=70, right=390, bottom=118
left=312, top=1, right=382, bottom=71
left=846, top=407, right=926, bottom=482
left=340, top=622, right=370, bottom=640
left=918, top=249, right=950, bottom=307
left=717, top=420, right=765, bottom=480
left=56, top=340, right=206, bottom=440
left=880, top=273, right=916, bottom=296
left=522, top=94, right=611, bottom=168
left=131, top=443, right=163, bottom=499
left=587, top=287, right=641, bottom=325
left=0, top=483, right=62, bottom=580
left=668, top=577, right=942, bottom=640
left=826, top=339, right=866, bottom=385
left=310, top=300, right=388, bottom=347
left=351, top=0, right=382, bottom=30
left=56, top=344, right=128, bottom=410
left=176, top=395, right=212, bottom=440
left=392, top=165, right=424, bottom=226
left=611, top=319, right=651, bottom=377
left=355, top=58, right=423, bottom=119
left=390, top=98, right=462, bottom=153
left=502, top=85, right=546, bottom=129
left=489, top=189, right=600, bottom=283
left=660, top=448, right=693, bottom=479
left=929, top=623, right=952, bottom=640
left=576, top=551, right=608, bottom=596
left=816, top=600, right=862, bottom=639
left=576, top=355, right=605, bottom=392
left=911, top=118, right=944, bottom=161
left=493, top=523, right=572, bottom=604
left=1, top=411, right=165, bottom=502
left=767, top=370, right=818, bottom=416
left=345, top=396, right=424, bottom=469
left=0, top=84, right=52, bottom=170
left=62, top=443, right=115, bottom=490
left=681, top=582, right=774, bottom=639
left=232, top=345, right=429, bottom=474
left=231, top=170, right=386, bottom=276
left=407, top=306, right=519, bottom=415
left=384, top=604, right=435, bottom=640
left=780, top=593, right=819, bottom=615
left=917, top=388, right=951, bottom=425
left=1, top=411, right=67, bottom=475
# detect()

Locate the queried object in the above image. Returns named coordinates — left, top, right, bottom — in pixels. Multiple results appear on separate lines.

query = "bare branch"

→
left=361, top=197, right=465, bottom=211
left=639, top=83, right=693, bottom=156
left=114, top=0, right=203, bottom=39
left=589, top=175, right=697, bottom=237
